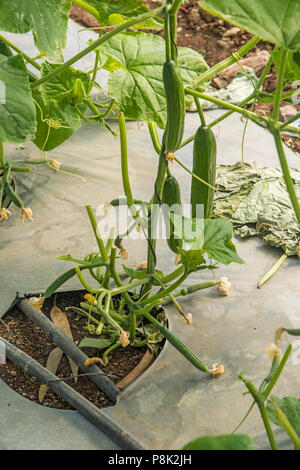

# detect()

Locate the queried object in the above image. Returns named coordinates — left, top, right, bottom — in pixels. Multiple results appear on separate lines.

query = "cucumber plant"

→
left=0, top=0, right=299, bottom=377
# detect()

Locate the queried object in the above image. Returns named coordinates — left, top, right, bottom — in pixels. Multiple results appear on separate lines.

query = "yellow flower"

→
left=84, top=293, right=96, bottom=305
left=120, top=247, right=128, bottom=261
left=0, top=208, right=12, bottom=221
left=28, top=296, right=44, bottom=312
left=208, top=363, right=225, bottom=377
left=85, top=357, right=103, bottom=366
left=49, top=159, right=61, bottom=170
left=165, top=152, right=175, bottom=161
left=218, top=277, right=231, bottom=296
left=265, top=343, right=282, bottom=362
left=21, top=207, right=33, bottom=224
left=137, top=261, right=147, bottom=270
left=118, top=330, right=130, bottom=348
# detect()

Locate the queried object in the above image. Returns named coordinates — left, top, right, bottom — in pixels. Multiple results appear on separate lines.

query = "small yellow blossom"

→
left=29, top=296, right=44, bottom=312
left=0, top=208, right=12, bottom=221
left=85, top=357, right=103, bottom=366
left=185, top=313, right=193, bottom=325
left=208, top=363, right=225, bottom=377
left=165, top=152, right=175, bottom=161
left=21, top=207, right=33, bottom=224
left=49, top=159, right=61, bottom=170
left=84, top=293, right=96, bottom=305
left=118, top=330, right=130, bottom=348
left=265, top=343, right=282, bottom=362
left=120, top=247, right=128, bottom=261
left=218, top=277, right=231, bottom=296
left=137, top=261, right=147, bottom=270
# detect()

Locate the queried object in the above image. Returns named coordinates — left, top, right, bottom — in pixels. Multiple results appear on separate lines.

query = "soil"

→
left=0, top=290, right=153, bottom=410
left=70, top=1, right=299, bottom=154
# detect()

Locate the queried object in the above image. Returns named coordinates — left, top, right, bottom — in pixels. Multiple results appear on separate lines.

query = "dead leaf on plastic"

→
left=38, top=298, right=79, bottom=403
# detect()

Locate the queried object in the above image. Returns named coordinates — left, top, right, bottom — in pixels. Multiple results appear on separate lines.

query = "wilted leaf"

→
left=38, top=347, right=63, bottom=403
left=50, top=302, right=78, bottom=383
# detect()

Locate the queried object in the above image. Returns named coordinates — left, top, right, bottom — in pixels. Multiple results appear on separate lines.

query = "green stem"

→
left=239, top=376, right=278, bottom=450
left=257, top=253, right=287, bottom=289
left=148, top=122, right=162, bottom=155
left=263, top=344, right=292, bottom=399
left=185, top=88, right=267, bottom=127
left=72, top=0, right=101, bottom=22
left=280, top=111, right=300, bottom=130
left=0, top=33, right=41, bottom=70
left=31, top=5, right=165, bottom=89
left=194, top=36, right=260, bottom=88
left=75, top=266, right=102, bottom=294
left=118, top=112, right=137, bottom=220
left=80, top=302, right=125, bottom=324
left=273, top=49, right=287, bottom=123
left=0, top=142, right=4, bottom=167
left=194, top=96, right=206, bottom=126
left=169, top=0, right=183, bottom=14
left=274, top=130, right=300, bottom=225
left=270, top=400, right=300, bottom=450
left=103, top=342, right=121, bottom=365
left=85, top=204, right=109, bottom=262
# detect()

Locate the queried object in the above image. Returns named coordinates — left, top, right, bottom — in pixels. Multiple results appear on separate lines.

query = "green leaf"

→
left=32, top=88, right=82, bottom=151
left=201, top=0, right=300, bottom=51
left=79, top=337, right=114, bottom=349
left=177, top=248, right=206, bottom=271
left=97, top=32, right=209, bottom=128
left=84, top=0, right=162, bottom=28
left=271, top=49, right=300, bottom=83
left=0, top=0, right=71, bottom=61
left=267, top=395, right=300, bottom=436
left=0, top=54, right=36, bottom=143
left=182, top=434, right=254, bottom=450
left=40, top=62, right=92, bottom=109
left=171, top=214, right=244, bottom=265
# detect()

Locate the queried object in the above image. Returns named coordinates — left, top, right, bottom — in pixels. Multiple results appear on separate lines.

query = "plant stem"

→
left=239, top=376, right=278, bottom=450
left=148, top=122, right=162, bottom=155
left=274, top=130, right=300, bottom=225
left=257, top=253, right=287, bottom=289
left=31, top=5, right=166, bottom=89
left=118, top=112, right=138, bottom=220
left=194, top=36, right=260, bottom=89
left=0, top=142, right=4, bottom=167
left=103, top=342, right=121, bottom=365
left=185, top=87, right=267, bottom=127
left=263, top=344, right=292, bottom=399
left=194, top=96, right=206, bottom=126
left=85, top=204, right=109, bottom=262
left=0, top=33, right=41, bottom=70
left=270, top=400, right=300, bottom=450
left=273, top=49, right=287, bottom=123
left=72, top=0, right=101, bottom=22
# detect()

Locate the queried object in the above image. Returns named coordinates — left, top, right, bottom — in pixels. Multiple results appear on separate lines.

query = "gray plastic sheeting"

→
left=1, top=108, right=299, bottom=449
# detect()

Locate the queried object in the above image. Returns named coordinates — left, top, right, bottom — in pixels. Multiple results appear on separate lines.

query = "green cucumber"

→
left=163, top=60, right=185, bottom=155
left=162, top=175, right=183, bottom=254
left=191, top=126, right=217, bottom=219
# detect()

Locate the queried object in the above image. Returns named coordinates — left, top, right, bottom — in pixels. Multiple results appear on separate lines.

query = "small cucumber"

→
left=4, top=182, right=23, bottom=208
left=191, top=126, right=217, bottom=219
left=162, top=175, right=183, bottom=254
left=163, top=60, right=185, bottom=155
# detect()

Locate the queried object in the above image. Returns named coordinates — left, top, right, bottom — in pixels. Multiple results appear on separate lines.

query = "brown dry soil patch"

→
left=70, top=1, right=300, bottom=154
left=0, top=290, right=149, bottom=410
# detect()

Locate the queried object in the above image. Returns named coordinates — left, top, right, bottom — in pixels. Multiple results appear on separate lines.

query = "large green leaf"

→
left=267, top=395, right=300, bottom=436
left=171, top=214, right=244, bottom=265
left=40, top=62, right=92, bottom=108
left=200, top=0, right=300, bottom=52
left=33, top=88, right=82, bottom=151
left=85, top=0, right=155, bottom=25
left=0, top=54, right=36, bottom=143
left=97, top=32, right=209, bottom=128
left=183, top=434, right=253, bottom=450
left=271, top=49, right=300, bottom=83
left=0, top=0, right=71, bottom=62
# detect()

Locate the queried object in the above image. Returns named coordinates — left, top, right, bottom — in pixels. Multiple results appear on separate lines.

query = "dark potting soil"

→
left=0, top=290, right=150, bottom=410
